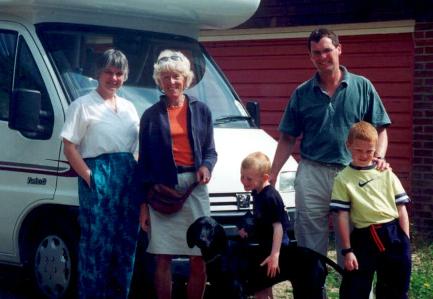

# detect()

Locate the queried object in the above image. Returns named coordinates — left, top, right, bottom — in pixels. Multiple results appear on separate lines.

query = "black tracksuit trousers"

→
left=340, top=219, right=411, bottom=299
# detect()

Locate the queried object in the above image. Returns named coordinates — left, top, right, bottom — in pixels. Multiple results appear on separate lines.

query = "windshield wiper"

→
left=214, top=115, right=251, bottom=125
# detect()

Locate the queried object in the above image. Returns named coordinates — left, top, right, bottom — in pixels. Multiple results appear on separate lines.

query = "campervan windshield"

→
left=37, top=23, right=252, bottom=128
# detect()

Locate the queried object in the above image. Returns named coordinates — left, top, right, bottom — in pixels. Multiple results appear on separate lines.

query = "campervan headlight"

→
left=278, top=171, right=296, bottom=193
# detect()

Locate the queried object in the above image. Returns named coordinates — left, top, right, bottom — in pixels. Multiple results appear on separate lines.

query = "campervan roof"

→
left=0, top=0, right=260, bottom=33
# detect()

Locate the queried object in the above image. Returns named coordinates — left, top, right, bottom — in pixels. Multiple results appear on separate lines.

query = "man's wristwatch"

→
left=341, top=248, right=354, bottom=256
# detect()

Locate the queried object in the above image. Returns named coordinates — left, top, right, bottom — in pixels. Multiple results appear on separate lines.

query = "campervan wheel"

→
left=26, top=224, right=78, bottom=299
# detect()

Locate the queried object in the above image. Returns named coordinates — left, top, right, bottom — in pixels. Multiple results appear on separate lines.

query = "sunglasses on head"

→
left=157, top=55, right=183, bottom=64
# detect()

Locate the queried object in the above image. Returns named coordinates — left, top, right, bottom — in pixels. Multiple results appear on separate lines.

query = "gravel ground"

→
left=273, top=281, right=293, bottom=298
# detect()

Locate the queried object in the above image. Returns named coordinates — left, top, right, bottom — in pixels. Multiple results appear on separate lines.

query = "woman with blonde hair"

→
left=136, top=49, right=217, bottom=299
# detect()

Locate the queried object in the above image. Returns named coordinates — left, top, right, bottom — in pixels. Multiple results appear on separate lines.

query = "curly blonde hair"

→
left=153, top=49, right=194, bottom=89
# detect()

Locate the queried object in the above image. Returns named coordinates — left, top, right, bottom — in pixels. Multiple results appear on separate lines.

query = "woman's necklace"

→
left=105, top=96, right=118, bottom=113
left=96, top=86, right=118, bottom=113
left=167, top=95, right=185, bottom=108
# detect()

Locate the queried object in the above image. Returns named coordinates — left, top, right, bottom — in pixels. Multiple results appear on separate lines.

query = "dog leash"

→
left=302, top=247, right=344, bottom=275
left=320, top=254, right=344, bottom=275
left=204, top=253, right=222, bottom=265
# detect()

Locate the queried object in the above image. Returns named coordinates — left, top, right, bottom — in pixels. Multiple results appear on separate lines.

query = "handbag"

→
left=147, top=181, right=200, bottom=214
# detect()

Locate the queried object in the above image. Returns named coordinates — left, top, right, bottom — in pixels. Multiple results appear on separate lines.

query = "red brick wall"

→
left=413, top=21, right=433, bottom=238
left=203, top=32, right=413, bottom=193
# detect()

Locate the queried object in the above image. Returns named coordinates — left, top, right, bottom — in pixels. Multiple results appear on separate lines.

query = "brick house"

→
left=200, top=0, right=433, bottom=237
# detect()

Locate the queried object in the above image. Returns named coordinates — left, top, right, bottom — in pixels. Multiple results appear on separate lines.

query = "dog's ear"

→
left=213, top=223, right=228, bottom=251
left=187, top=217, right=201, bottom=248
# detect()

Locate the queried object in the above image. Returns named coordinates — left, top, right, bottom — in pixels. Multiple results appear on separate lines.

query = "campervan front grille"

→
left=209, top=193, right=253, bottom=213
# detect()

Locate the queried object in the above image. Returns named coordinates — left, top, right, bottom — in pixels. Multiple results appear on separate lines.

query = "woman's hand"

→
left=139, top=203, right=150, bottom=232
left=84, top=169, right=91, bottom=187
left=344, top=252, right=359, bottom=271
left=63, top=139, right=92, bottom=187
left=238, top=228, right=248, bottom=239
left=196, top=166, right=211, bottom=184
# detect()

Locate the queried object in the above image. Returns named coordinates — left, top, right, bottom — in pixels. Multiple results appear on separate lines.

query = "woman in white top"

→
left=60, top=49, right=140, bottom=299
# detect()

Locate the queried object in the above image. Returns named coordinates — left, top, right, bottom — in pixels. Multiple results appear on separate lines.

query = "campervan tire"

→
left=27, top=224, right=78, bottom=299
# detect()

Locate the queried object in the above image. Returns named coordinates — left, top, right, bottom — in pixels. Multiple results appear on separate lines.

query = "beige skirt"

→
left=146, top=172, right=210, bottom=255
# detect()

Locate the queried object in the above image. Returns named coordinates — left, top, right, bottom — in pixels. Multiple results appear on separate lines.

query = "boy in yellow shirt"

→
left=330, top=121, right=411, bottom=299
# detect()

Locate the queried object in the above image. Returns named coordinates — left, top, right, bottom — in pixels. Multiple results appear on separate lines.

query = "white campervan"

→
left=0, top=0, right=297, bottom=297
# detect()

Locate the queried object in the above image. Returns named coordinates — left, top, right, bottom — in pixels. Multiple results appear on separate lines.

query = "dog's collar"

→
left=204, top=253, right=222, bottom=265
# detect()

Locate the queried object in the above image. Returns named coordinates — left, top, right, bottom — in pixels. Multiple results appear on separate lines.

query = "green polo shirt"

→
left=279, top=66, right=391, bottom=165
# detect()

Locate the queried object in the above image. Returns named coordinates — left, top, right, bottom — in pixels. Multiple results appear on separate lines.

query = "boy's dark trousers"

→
left=340, top=219, right=411, bottom=299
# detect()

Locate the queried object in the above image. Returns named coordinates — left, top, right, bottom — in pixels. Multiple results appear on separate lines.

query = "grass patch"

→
left=409, top=234, right=433, bottom=299
left=273, top=233, right=433, bottom=298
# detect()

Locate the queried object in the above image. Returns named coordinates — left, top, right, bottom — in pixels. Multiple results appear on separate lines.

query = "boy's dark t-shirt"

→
left=252, top=185, right=290, bottom=252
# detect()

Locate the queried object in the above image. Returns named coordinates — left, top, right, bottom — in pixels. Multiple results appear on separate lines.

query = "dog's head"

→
left=187, top=217, right=250, bottom=298
left=187, top=216, right=228, bottom=261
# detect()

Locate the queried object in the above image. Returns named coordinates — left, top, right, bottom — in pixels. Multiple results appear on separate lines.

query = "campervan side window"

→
left=13, top=36, right=54, bottom=139
left=0, top=30, right=17, bottom=121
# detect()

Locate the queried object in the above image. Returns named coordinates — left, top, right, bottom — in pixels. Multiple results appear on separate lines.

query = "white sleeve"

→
left=60, top=100, right=88, bottom=145
left=129, top=101, right=140, bottom=155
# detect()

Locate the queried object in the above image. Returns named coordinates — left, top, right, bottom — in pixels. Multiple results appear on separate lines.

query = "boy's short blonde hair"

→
left=347, top=121, right=378, bottom=145
left=241, top=152, right=271, bottom=176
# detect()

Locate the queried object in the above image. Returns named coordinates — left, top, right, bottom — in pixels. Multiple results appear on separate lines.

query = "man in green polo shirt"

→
left=270, top=28, right=391, bottom=267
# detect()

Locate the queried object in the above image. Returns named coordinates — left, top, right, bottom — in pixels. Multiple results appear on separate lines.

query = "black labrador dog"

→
left=187, top=216, right=343, bottom=299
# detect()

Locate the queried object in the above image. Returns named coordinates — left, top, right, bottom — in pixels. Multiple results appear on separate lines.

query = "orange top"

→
left=167, top=102, right=194, bottom=166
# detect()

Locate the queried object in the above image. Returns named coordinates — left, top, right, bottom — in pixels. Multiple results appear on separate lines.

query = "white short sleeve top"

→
left=60, top=90, right=139, bottom=158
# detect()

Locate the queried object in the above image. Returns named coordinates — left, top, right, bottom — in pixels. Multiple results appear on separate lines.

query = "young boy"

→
left=330, top=121, right=411, bottom=299
left=239, top=152, right=290, bottom=299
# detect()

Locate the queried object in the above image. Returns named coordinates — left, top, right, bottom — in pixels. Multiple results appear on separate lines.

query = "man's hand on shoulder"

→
left=374, top=157, right=391, bottom=171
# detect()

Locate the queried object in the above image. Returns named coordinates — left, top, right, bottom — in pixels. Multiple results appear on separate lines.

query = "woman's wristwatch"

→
left=341, top=248, right=354, bottom=256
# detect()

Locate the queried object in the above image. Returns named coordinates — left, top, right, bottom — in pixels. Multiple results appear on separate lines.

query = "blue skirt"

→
left=78, top=152, right=139, bottom=299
